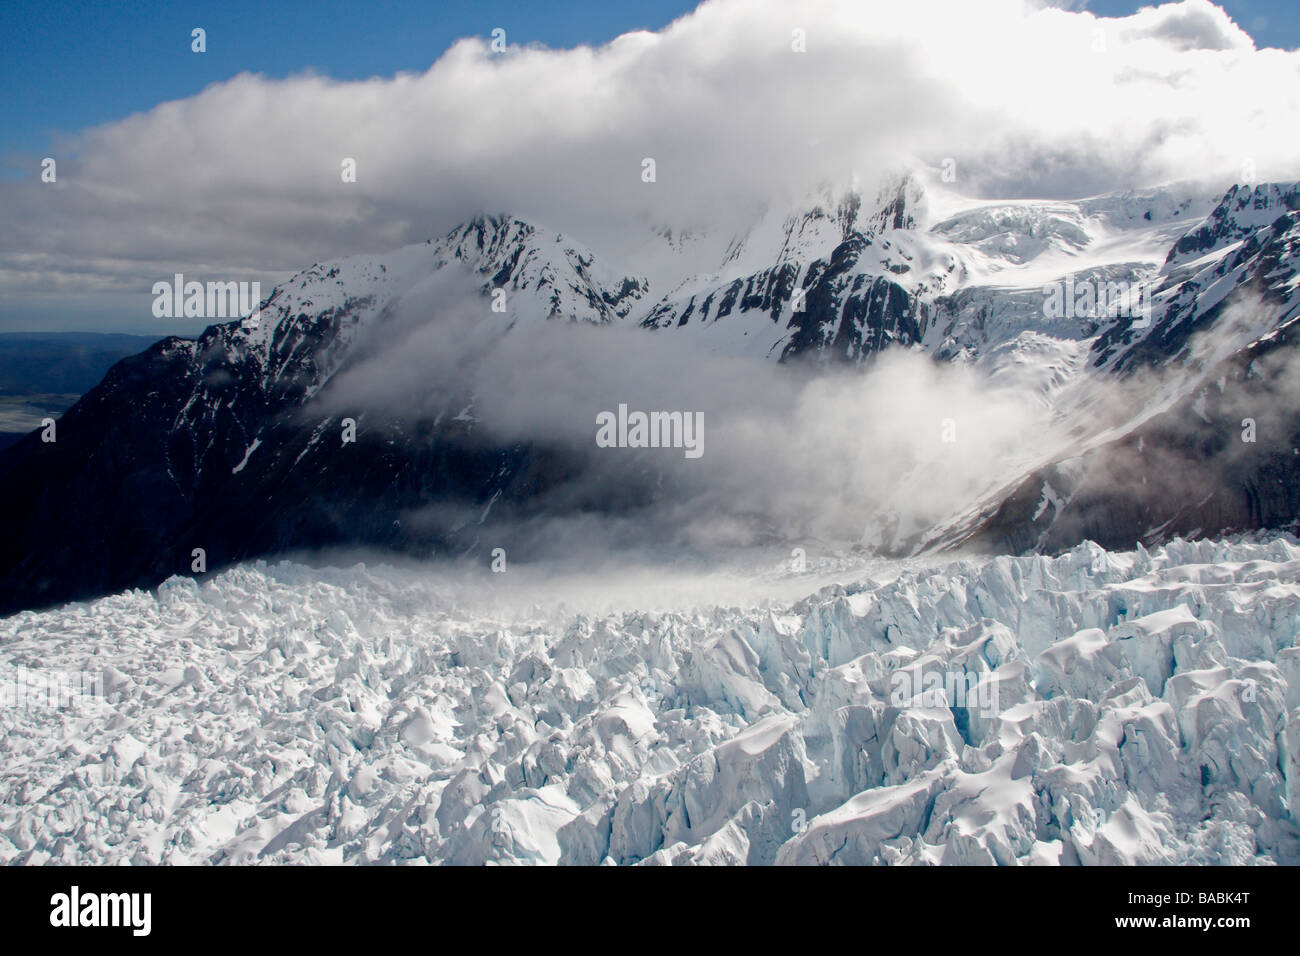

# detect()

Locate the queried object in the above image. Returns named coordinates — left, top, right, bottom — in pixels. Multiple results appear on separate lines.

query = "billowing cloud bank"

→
left=3, top=0, right=1298, bottom=317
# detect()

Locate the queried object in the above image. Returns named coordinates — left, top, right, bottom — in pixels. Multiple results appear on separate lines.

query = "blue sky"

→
left=1085, top=0, right=1295, bottom=44
left=0, top=0, right=703, bottom=163
left=0, top=0, right=1294, bottom=165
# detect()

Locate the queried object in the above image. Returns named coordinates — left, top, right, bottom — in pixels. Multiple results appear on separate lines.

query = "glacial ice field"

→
left=2, top=536, right=1299, bottom=866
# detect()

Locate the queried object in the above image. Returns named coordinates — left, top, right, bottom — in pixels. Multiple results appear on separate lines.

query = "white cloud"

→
left=1116, top=0, right=1255, bottom=51
left=306, top=271, right=1063, bottom=555
left=2, top=0, right=1297, bottom=328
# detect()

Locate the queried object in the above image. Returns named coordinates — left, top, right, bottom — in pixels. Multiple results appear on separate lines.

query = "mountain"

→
left=958, top=183, right=1300, bottom=554
left=0, top=219, right=646, bottom=614
left=1, top=177, right=1298, bottom=615
left=638, top=178, right=938, bottom=363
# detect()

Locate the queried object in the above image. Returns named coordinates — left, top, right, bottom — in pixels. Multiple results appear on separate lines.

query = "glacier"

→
left=2, top=535, right=1297, bottom=866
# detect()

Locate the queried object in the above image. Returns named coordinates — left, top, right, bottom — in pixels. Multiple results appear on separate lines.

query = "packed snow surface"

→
left=2, top=537, right=1298, bottom=865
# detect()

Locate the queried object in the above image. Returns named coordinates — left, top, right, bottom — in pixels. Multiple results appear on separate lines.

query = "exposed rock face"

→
left=0, top=218, right=627, bottom=615
left=964, top=185, right=1300, bottom=556
left=963, top=328, right=1300, bottom=556
left=1, top=181, right=1297, bottom=614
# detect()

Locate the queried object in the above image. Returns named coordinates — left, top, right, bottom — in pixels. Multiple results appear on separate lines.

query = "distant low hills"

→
left=0, top=332, right=167, bottom=450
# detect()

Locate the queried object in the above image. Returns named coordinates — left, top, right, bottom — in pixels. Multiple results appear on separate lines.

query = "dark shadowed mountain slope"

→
left=2, top=182, right=1299, bottom=614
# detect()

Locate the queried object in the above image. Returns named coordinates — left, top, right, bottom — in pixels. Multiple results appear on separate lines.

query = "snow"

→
left=6, top=169, right=1299, bottom=865
left=2, top=535, right=1298, bottom=865
left=231, top=438, right=261, bottom=474
left=155, top=173, right=1297, bottom=548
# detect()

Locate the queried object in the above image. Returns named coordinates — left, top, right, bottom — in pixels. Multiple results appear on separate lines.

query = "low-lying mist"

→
left=313, top=273, right=1068, bottom=565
